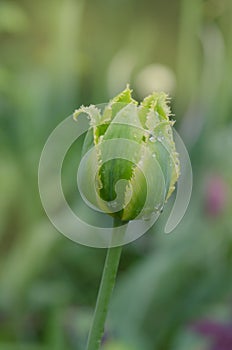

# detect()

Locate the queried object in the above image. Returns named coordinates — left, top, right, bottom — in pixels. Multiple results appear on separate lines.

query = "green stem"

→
left=86, top=218, right=124, bottom=350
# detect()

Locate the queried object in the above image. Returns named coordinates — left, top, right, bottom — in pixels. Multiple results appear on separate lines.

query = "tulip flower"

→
left=74, top=86, right=180, bottom=222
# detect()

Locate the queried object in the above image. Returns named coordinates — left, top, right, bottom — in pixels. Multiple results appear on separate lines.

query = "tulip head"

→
left=74, top=86, right=180, bottom=222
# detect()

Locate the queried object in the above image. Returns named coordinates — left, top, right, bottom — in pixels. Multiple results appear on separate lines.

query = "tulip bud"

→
left=73, top=86, right=180, bottom=222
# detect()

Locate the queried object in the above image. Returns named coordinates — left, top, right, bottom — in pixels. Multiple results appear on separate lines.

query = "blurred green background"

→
left=1, top=0, right=232, bottom=349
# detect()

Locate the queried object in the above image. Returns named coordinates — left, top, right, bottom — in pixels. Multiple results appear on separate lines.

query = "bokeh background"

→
left=1, top=0, right=232, bottom=349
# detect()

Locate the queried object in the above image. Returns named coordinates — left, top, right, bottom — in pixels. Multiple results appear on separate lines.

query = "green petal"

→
left=122, top=145, right=166, bottom=221
left=102, top=85, right=138, bottom=122
left=73, top=105, right=103, bottom=126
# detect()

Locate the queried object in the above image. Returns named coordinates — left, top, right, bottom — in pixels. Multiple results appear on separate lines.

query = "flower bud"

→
left=73, top=86, right=180, bottom=222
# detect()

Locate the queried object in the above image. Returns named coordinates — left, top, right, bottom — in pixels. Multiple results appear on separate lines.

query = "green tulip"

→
left=73, top=86, right=180, bottom=222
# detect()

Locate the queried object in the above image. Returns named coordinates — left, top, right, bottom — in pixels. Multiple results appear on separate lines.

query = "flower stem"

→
left=86, top=218, right=124, bottom=350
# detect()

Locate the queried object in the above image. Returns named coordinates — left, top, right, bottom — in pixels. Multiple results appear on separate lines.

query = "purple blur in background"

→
left=205, top=175, right=228, bottom=217
left=192, top=319, right=232, bottom=350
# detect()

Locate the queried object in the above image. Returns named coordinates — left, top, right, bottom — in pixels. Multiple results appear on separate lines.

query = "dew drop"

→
left=149, top=136, right=156, bottom=142
left=111, top=201, right=118, bottom=208
left=158, top=133, right=165, bottom=142
left=154, top=203, right=164, bottom=213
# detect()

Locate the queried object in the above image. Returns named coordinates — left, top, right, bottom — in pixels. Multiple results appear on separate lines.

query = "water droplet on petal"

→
left=154, top=203, right=164, bottom=213
left=157, top=134, right=165, bottom=142
left=111, top=201, right=118, bottom=208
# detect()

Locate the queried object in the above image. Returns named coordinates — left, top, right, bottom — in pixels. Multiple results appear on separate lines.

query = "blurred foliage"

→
left=0, top=0, right=232, bottom=349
